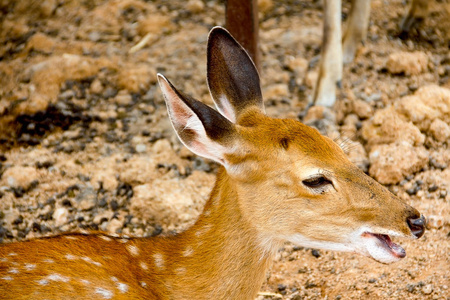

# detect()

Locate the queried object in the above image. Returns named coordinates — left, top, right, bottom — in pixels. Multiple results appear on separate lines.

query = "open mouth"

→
left=362, top=232, right=406, bottom=263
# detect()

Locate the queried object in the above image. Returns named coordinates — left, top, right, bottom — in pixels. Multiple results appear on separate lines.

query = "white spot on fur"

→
left=80, top=279, right=91, bottom=285
left=81, top=256, right=102, bottom=266
left=119, top=238, right=129, bottom=244
left=79, top=230, right=89, bottom=235
left=47, top=273, right=70, bottom=282
left=175, top=267, right=187, bottom=275
left=99, top=235, right=112, bottom=242
left=8, top=268, right=19, bottom=274
left=183, top=246, right=194, bottom=257
left=24, top=263, right=36, bottom=271
left=140, top=281, right=147, bottom=288
left=64, top=236, right=78, bottom=240
left=0, top=258, right=8, bottom=262
left=126, top=244, right=139, bottom=257
left=195, top=224, right=212, bottom=237
left=42, top=259, right=54, bottom=263
left=8, top=253, right=17, bottom=256
left=1, top=276, right=13, bottom=281
left=110, top=277, right=129, bottom=293
left=36, top=274, right=70, bottom=285
left=117, top=282, right=129, bottom=293
left=95, top=287, right=113, bottom=299
left=153, top=253, right=164, bottom=270
left=204, top=210, right=211, bottom=216
left=65, top=254, right=77, bottom=260
left=140, top=261, right=148, bottom=271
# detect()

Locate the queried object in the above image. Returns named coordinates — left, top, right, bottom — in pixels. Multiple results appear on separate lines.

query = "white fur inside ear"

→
left=215, top=94, right=236, bottom=123
left=158, top=75, right=229, bottom=165
left=184, top=115, right=204, bottom=133
left=181, top=113, right=228, bottom=165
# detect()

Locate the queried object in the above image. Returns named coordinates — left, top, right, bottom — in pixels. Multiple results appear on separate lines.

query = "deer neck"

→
left=148, top=168, right=277, bottom=300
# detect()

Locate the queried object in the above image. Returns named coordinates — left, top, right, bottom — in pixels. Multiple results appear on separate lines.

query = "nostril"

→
left=407, top=215, right=426, bottom=239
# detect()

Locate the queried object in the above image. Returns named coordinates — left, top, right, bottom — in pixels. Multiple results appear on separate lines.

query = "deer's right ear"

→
left=207, top=27, right=264, bottom=123
left=157, top=74, right=237, bottom=166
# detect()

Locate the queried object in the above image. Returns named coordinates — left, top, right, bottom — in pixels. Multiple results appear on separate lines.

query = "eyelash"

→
left=302, top=176, right=333, bottom=189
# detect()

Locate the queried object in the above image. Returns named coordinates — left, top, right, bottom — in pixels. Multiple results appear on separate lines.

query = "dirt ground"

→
left=0, top=0, right=449, bottom=299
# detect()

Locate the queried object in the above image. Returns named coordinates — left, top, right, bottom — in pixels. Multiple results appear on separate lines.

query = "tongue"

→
left=377, top=234, right=406, bottom=258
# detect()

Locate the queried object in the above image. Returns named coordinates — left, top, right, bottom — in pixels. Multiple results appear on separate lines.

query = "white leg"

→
left=314, top=0, right=342, bottom=107
left=342, top=0, right=371, bottom=64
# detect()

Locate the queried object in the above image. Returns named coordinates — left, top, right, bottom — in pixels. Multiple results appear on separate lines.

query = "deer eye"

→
left=302, top=176, right=332, bottom=188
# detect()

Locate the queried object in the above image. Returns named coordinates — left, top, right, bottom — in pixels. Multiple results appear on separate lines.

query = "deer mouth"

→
left=362, top=232, right=406, bottom=263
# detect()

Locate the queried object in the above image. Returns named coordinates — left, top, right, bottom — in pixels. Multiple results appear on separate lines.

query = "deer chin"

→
left=280, top=228, right=407, bottom=265
left=360, top=232, right=406, bottom=264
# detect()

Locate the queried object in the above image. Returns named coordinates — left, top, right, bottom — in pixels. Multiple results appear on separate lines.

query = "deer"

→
left=313, top=0, right=434, bottom=107
left=0, top=27, right=425, bottom=300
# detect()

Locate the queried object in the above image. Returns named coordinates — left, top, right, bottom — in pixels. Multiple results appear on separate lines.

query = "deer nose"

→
left=407, top=215, right=426, bottom=238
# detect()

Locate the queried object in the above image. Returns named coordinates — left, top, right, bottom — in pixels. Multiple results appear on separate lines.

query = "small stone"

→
left=79, top=199, right=95, bottom=211
left=406, top=284, right=416, bottom=293
left=286, top=56, right=308, bottom=81
left=98, top=198, right=108, bottom=208
left=62, top=199, right=72, bottom=207
left=103, top=87, right=118, bottom=99
left=53, top=207, right=69, bottom=227
left=352, top=99, right=373, bottom=119
left=110, top=200, right=119, bottom=211
left=12, top=216, right=24, bottom=225
left=114, top=91, right=132, bottom=106
left=186, top=0, right=205, bottom=13
left=3, top=166, right=39, bottom=188
left=106, top=218, right=123, bottom=234
left=311, top=249, right=321, bottom=258
left=422, top=284, right=433, bottom=295
left=427, top=215, right=445, bottom=229
left=428, top=185, right=438, bottom=192
left=263, top=83, right=289, bottom=100
left=386, top=51, right=428, bottom=76
left=88, top=31, right=101, bottom=42
left=406, top=187, right=417, bottom=196
left=26, top=32, right=55, bottom=54
left=76, top=188, right=97, bottom=211
left=93, top=211, right=114, bottom=224
left=90, top=78, right=103, bottom=94
left=135, top=144, right=147, bottom=153
left=368, top=143, right=428, bottom=185
left=429, top=119, right=450, bottom=142
left=305, top=70, right=318, bottom=88
left=277, top=284, right=287, bottom=291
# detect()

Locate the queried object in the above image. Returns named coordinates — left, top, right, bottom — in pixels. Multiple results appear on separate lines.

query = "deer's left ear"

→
left=158, top=74, right=237, bottom=166
left=207, top=26, right=264, bottom=123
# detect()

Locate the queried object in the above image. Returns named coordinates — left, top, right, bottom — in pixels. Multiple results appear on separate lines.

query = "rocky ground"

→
left=0, top=0, right=449, bottom=299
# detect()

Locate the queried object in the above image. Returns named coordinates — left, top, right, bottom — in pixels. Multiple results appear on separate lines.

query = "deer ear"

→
left=207, top=26, right=264, bottom=123
left=157, top=74, right=236, bottom=165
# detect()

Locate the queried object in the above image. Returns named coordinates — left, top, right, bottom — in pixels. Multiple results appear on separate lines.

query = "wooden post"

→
left=225, top=0, right=260, bottom=71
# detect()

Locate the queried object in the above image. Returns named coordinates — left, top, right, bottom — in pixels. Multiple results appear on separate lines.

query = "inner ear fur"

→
left=207, top=27, right=264, bottom=123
